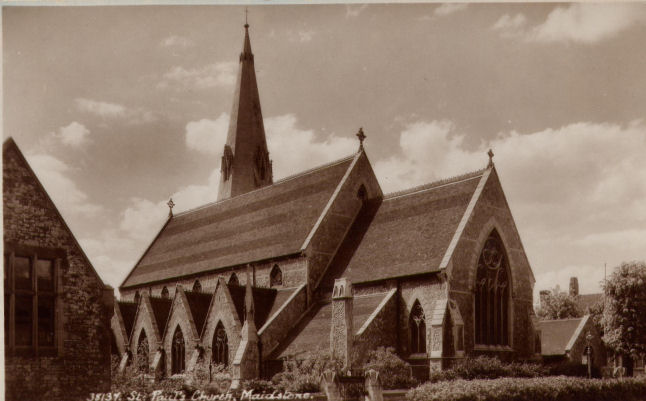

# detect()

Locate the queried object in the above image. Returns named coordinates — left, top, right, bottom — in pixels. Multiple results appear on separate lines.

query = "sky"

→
left=3, top=3, right=646, bottom=300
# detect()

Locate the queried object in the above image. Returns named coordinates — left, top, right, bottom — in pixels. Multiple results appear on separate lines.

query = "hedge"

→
left=406, top=376, right=646, bottom=401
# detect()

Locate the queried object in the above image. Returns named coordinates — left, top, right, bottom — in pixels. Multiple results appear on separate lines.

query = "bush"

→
left=547, top=360, right=601, bottom=378
left=427, top=356, right=547, bottom=382
left=407, top=376, right=646, bottom=401
left=362, top=347, right=417, bottom=389
left=272, top=349, right=343, bottom=393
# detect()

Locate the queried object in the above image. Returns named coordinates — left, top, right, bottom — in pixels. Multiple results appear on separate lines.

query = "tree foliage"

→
left=601, top=261, right=646, bottom=357
left=536, top=286, right=582, bottom=320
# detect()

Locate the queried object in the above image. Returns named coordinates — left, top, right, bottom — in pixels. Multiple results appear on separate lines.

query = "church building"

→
left=113, top=23, right=538, bottom=383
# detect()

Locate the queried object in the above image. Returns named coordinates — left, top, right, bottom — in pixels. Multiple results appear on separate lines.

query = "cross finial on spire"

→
left=487, top=148, right=494, bottom=168
left=356, top=127, right=366, bottom=151
left=167, top=198, right=175, bottom=217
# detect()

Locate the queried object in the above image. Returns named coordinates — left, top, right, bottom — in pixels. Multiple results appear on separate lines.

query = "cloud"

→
left=54, top=121, right=90, bottom=147
left=434, top=3, right=468, bottom=17
left=345, top=4, right=368, bottom=19
left=158, top=62, right=237, bottom=91
left=494, top=4, right=646, bottom=44
left=298, top=31, right=315, bottom=43
left=75, top=98, right=158, bottom=124
left=160, top=35, right=194, bottom=48
left=185, top=113, right=229, bottom=154
left=26, top=153, right=103, bottom=217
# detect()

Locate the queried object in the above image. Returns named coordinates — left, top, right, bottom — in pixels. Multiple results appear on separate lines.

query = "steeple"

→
left=217, top=22, right=273, bottom=201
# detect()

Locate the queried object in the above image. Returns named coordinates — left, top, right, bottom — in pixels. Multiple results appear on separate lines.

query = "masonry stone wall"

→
left=3, top=142, right=112, bottom=401
left=163, top=290, right=201, bottom=377
left=130, top=295, right=163, bottom=369
left=399, top=276, right=446, bottom=357
left=567, top=318, right=607, bottom=369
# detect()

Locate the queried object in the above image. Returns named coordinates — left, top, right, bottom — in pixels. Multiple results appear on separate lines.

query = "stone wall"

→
left=3, top=140, right=112, bottom=401
left=399, top=276, right=446, bottom=357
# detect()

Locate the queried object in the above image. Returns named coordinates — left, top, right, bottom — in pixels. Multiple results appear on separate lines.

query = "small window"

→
left=192, top=280, right=202, bottom=292
left=228, top=273, right=239, bottom=286
left=270, top=265, right=282, bottom=287
left=171, top=326, right=186, bottom=374
left=161, top=287, right=169, bottom=299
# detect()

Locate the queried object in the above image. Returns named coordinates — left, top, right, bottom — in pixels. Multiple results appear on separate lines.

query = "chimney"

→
left=331, top=278, right=353, bottom=369
left=539, top=290, right=550, bottom=307
left=569, top=277, right=579, bottom=297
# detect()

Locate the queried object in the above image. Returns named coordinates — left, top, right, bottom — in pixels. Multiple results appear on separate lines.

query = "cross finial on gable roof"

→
left=487, top=149, right=494, bottom=168
left=167, top=198, right=175, bottom=217
left=356, top=127, right=366, bottom=151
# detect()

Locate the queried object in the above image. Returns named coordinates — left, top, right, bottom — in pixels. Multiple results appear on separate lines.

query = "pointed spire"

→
left=217, top=21, right=273, bottom=201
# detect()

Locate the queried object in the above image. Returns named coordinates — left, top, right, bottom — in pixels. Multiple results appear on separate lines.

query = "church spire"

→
left=217, top=22, right=273, bottom=201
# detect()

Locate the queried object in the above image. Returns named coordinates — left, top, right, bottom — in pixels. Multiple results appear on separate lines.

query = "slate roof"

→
left=337, top=171, right=484, bottom=283
left=538, top=317, right=584, bottom=356
left=277, top=292, right=389, bottom=359
left=227, top=284, right=278, bottom=328
left=148, top=297, right=172, bottom=335
left=122, top=156, right=355, bottom=288
left=184, top=291, right=213, bottom=334
left=118, top=301, right=138, bottom=338
left=577, top=293, right=602, bottom=313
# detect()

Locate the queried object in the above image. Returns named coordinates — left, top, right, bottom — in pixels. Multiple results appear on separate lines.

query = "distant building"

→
left=112, top=23, right=539, bottom=384
left=3, top=138, right=114, bottom=401
left=538, top=315, right=606, bottom=370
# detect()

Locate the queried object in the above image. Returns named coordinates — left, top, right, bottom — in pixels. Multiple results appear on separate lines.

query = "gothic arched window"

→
left=137, top=330, right=149, bottom=373
left=228, top=273, right=239, bottom=286
left=192, top=280, right=202, bottom=292
left=134, top=291, right=140, bottom=304
left=474, top=230, right=510, bottom=346
left=161, top=286, right=169, bottom=299
left=270, top=265, right=282, bottom=287
left=171, top=326, right=185, bottom=374
left=409, top=300, right=426, bottom=354
left=357, top=185, right=367, bottom=205
left=212, top=321, right=229, bottom=366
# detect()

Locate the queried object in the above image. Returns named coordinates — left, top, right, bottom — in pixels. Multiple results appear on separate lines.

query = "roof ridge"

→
left=383, top=168, right=487, bottom=200
left=540, top=317, right=585, bottom=322
left=173, top=152, right=358, bottom=218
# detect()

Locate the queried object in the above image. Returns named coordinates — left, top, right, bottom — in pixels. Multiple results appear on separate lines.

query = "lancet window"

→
left=212, top=321, right=228, bottom=366
left=171, top=326, right=185, bottom=374
left=409, top=300, right=426, bottom=354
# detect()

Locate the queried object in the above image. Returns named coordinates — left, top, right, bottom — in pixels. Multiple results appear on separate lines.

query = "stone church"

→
left=112, top=23, right=538, bottom=383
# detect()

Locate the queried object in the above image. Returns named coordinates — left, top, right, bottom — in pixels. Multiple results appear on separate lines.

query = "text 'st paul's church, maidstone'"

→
left=112, top=23, right=539, bottom=383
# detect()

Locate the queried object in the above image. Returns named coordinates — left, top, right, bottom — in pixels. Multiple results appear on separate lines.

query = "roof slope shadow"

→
left=226, top=283, right=277, bottom=328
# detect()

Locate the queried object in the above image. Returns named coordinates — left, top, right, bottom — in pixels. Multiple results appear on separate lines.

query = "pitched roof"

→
left=276, top=292, right=390, bottom=359
left=121, top=155, right=355, bottom=288
left=226, top=284, right=278, bottom=328
left=184, top=291, right=212, bottom=335
left=148, top=296, right=172, bottom=334
left=577, top=293, right=602, bottom=313
left=538, top=317, right=585, bottom=356
left=117, top=301, right=138, bottom=338
left=335, top=171, right=484, bottom=284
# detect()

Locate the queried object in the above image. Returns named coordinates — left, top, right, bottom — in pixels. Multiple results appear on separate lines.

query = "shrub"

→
left=272, top=349, right=343, bottom=393
left=547, top=360, right=601, bottom=378
left=427, top=356, right=546, bottom=382
left=362, top=347, right=417, bottom=389
left=407, top=376, right=646, bottom=401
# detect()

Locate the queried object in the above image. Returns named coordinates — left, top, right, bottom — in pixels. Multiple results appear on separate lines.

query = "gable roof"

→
left=183, top=291, right=212, bottom=335
left=335, top=170, right=485, bottom=284
left=2, top=137, right=107, bottom=289
left=577, top=293, right=602, bottom=313
left=121, top=155, right=356, bottom=288
left=538, top=316, right=588, bottom=356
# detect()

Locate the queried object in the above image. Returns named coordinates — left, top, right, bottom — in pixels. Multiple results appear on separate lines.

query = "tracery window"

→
left=171, top=326, right=185, bottom=374
left=409, top=300, right=426, bottom=354
left=4, top=245, right=61, bottom=355
left=228, top=273, right=239, bottom=286
left=474, top=230, right=510, bottom=346
left=161, top=286, right=169, bottom=299
left=137, top=330, right=149, bottom=372
left=212, top=321, right=229, bottom=366
left=270, top=265, right=282, bottom=287
left=192, top=280, right=202, bottom=292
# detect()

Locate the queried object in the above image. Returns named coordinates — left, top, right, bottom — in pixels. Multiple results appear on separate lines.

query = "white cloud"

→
left=185, top=113, right=229, bottom=154
left=26, top=153, right=103, bottom=217
left=159, top=62, right=237, bottom=90
left=434, top=3, right=468, bottom=17
left=494, top=4, right=646, bottom=44
left=534, top=264, right=606, bottom=300
left=298, top=31, right=315, bottom=43
left=345, top=4, right=368, bottom=19
left=160, top=35, right=194, bottom=48
left=75, top=98, right=126, bottom=117
left=55, top=121, right=90, bottom=147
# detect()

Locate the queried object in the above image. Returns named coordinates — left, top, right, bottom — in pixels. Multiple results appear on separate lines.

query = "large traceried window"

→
left=4, top=245, right=61, bottom=355
left=409, top=300, right=426, bottom=354
left=474, top=230, right=510, bottom=347
left=171, top=326, right=186, bottom=374
left=212, top=321, right=229, bottom=366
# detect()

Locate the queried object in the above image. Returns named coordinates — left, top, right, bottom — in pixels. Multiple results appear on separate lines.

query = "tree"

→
left=536, top=286, right=582, bottom=320
left=601, top=261, right=646, bottom=374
